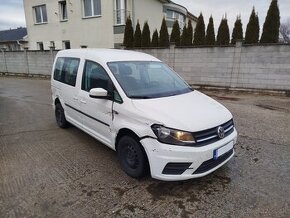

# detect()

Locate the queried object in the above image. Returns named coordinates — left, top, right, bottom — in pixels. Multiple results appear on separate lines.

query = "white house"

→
left=23, top=0, right=197, bottom=50
left=0, top=27, right=28, bottom=51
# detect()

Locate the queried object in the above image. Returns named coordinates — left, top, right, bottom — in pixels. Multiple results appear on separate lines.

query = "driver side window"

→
left=82, top=60, right=110, bottom=92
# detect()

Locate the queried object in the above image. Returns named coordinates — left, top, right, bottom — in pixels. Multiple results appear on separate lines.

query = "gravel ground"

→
left=0, top=77, right=289, bottom=218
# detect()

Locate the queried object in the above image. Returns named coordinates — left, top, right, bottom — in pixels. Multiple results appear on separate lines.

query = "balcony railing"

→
left=114, top=9, right=131, bottom=25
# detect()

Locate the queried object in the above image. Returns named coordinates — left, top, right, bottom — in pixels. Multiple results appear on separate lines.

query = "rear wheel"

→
left=55, top=103, right=69, bottom=128
left=117, top=136, right=148, bottom=178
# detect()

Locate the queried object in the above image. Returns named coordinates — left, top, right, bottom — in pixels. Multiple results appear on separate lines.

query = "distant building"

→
left=0, top=27, right=28, bottom=51
left=23, top=0, right=197, bottom=50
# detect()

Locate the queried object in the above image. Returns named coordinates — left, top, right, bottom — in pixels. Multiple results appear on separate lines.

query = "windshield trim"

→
left=107, top=61, right=193, bottom=100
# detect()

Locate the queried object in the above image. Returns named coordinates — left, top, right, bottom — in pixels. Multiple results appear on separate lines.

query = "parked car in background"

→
left=51, top=49, right=237, bottom=181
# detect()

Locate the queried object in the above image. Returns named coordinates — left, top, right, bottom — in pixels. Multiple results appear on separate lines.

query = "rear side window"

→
left=53, top=57, right=80, bottom=86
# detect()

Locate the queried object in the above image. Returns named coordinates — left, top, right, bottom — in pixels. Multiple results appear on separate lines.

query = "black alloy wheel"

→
left=117, top=136, right=148, bottom=178
left=55, top=103, right=69, bottom=128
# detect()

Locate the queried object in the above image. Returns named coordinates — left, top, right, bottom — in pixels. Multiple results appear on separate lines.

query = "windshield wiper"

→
left=129, top=96, right=153, bottom=99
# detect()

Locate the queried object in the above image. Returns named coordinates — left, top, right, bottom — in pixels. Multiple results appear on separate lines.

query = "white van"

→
left=51, top=49, right=237, bottom=181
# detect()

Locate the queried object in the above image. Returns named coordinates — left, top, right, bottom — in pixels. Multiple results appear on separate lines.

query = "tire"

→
left=117, top=136, right=148, bottom=179
left=55, top=103, right=69, bottom=128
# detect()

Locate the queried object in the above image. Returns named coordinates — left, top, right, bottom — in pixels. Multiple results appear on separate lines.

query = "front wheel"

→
left=55, top=103, right=69, bottom=128
left=117, top=136, right=148, bottom=178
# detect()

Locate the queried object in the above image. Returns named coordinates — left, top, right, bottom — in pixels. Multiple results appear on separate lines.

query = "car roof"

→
left=56, top=48, right=161, bottom=63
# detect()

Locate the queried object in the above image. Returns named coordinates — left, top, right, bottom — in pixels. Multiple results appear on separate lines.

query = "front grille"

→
left=162, top=162, right=192, bottom=175
left=193, top=149, right=234, bottom=175
left=192, top=119, right=234, bottom=147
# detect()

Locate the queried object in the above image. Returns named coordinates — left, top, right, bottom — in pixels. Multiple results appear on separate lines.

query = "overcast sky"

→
left=0, top=0, right=25, bottom=30
left=0, top=0, right=289, bottom=32
left=173, top=0, right=290, bottom=33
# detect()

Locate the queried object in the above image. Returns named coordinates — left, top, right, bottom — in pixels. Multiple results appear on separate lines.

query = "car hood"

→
left=131, top=90, right=232, bottom=132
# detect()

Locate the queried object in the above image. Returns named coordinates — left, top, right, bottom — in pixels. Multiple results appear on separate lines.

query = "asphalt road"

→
left=0, top=77, right=289, bottom=218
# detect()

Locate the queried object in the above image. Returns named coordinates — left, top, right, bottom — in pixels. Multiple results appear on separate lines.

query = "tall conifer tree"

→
left=245, top=8, right=259, bottom=44
left=205, top=16, right=215, bottom=45
left=260, top=0, right=280, bottom=43
left=193, top=13, right=206, bottom=45
left=170, top=20, right=181, bottom=46
left=141, top=22, right=151, bottom=47
left=151, top=30, right=159, bottom=47
left=159, top=18, right=170, bottom=47
left=180, top=25, right=187, bottom=46
left=187, top=20, right=193, bottom=45
left=134, top=20, right=142, bottom=47
left=216, top=17, right=230, bottom=45
left=123, top=17, right=134, bottom=48
left=232, top=16, right=243, bottom=44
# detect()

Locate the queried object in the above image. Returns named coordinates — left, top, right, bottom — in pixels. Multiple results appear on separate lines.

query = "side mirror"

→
left=89, top=88, right=108, bottom=99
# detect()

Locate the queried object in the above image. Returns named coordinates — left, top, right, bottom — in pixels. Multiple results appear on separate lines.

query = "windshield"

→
left=107, top=61, right=193, bottom=99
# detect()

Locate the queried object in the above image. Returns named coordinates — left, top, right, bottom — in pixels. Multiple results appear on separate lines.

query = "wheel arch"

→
left=115, top=128, right=140, bottom=152
left=54, top=97, right=61, bottom=106
left=115, top=128, right=150, bottom=177
left=115, top=128, right=150, bottom=164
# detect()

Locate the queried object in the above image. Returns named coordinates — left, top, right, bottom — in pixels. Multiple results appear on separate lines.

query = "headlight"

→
left=151, top=124, right=195, bottom=146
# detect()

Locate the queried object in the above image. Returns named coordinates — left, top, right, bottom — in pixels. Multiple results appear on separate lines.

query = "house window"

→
left=62, top=40, right=71, bottom=49
left=59, top=1, right=68, bottom=21
left=115, top=0, right=127, bottom=25
left=37, top=42, right=44, bottom=50
left=178, top=14, right=185, bottom=28
left=34, top=5, right=48, bottom=24
left=166, top=10, right=174, bottom=19
left=83, top=0, right=101, bottom=17
left=166, top=10, right=185, bottom=28
left=50, top=41, right=55, bottom=48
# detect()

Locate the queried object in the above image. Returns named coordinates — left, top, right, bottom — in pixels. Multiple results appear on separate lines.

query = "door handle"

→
left=80, top=99, right=87, bottom=104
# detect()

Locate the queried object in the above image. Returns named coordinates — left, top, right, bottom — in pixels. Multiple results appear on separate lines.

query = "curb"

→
left=192, top=84, right=290, bottom=97
left=0, top=72, right=51, bottom=79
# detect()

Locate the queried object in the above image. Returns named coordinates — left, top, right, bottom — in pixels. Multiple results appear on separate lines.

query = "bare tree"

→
left=280, top=18, right=290, bottom=43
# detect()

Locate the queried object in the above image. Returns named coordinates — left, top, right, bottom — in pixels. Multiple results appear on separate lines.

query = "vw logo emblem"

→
left=217, top=126, right=225, bottom=139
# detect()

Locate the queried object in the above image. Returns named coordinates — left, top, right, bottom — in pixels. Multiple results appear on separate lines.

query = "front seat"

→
left=118, top=64, right=139, bottom=92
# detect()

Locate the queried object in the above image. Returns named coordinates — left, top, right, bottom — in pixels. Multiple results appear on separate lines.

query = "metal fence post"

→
left=169, top=43, right=176, bottom=70
left=230, top=40, right=243, bottom=88
left=1, top=48, right=8, bottom=74
left=49, top=46, right=55, bottom=64
left=24, top=47, right=30, bottom=75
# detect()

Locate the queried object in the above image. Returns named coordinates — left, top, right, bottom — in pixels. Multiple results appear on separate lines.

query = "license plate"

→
left=213, top=141, right=234, bottom=160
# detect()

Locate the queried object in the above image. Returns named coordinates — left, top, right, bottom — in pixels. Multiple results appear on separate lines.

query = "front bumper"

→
left=141, top=128, right=238, bottom=181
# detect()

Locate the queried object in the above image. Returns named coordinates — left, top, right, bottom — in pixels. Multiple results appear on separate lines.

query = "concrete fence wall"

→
left=0, top=49, right=58, bottom=76
left=1, top=44, right=290, bottom=91
left=136, top=43, right=290, bottom=91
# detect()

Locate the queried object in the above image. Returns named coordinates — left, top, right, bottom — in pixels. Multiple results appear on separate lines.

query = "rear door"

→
left=78, top=60, right=114, bottom=147
left=53, top=57, right=82, bottom=127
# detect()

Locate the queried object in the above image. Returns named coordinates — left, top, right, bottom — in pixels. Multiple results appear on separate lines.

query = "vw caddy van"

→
left=51, top=49, right=237, bottom=181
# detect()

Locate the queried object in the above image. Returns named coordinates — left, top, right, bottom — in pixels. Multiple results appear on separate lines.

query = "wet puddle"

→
left=209, top=95, right=240, bottom=101
left=146, top=174, right=232, bottom=202
left=256, top=104, right=288, bottom=112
